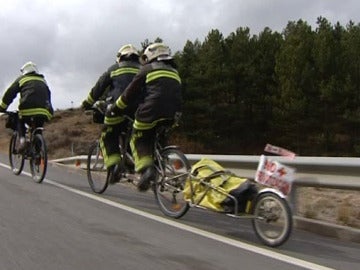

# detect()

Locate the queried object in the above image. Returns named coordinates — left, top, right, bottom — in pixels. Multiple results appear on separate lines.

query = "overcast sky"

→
left=1, top=0, right=359, bottom=110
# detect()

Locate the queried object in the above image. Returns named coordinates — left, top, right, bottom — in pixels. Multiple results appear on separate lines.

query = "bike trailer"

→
left=184, top=158, right=257, bottom=212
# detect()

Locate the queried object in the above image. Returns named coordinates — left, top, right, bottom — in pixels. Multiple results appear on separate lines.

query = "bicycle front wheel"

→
left=30, top=134, right=48, bottom=183
left=9, top=132, right=24, bottom=175
left=251, top=192, right=293, bottom=247
left=87, top=141, right=108, bottom=193
left=154, top=148, right=190, bottom=218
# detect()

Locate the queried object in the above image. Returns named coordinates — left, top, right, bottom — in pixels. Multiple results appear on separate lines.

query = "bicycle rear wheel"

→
left=251, top=192, right=293, bottom=247
left=8, top=132, right=25, bottom=175
left=154, top=148, right=190, bottom=218
left=87, top=141, right=108, bottom=193
left=30, top=134, right=48, bottom=183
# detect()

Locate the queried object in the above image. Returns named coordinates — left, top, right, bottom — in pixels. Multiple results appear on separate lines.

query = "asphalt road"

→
left=0, top=154, right=359, bottom=270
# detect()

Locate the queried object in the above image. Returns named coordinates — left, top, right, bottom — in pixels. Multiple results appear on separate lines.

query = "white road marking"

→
left=0, top=162, right=335, bottom=270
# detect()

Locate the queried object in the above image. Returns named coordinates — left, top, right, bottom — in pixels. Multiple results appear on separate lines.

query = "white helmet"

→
left=142, top=43, right=172, bottom=63
left=116, top=44, right=139, bottom=63
left=20, top=61, right=38, bottom=75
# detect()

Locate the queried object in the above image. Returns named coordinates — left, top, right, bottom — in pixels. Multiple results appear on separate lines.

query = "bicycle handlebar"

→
left=84, top=100, right=107, bottom=116
left=1, top=110, right=18, bottom=115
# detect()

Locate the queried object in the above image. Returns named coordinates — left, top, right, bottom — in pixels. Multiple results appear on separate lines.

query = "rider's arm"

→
left=85, top=65, right=115, bottom=105
left=46, top=84, right=54, bottom=116
left=0, top=77, right=21, bottom=111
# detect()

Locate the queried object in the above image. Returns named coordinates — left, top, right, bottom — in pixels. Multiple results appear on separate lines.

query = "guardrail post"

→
left=71, top=142, right=74, bottom=156
left=288, top=185, right=298, bottom=216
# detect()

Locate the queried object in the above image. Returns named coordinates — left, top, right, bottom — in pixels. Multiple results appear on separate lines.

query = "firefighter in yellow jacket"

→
left=82, top=44, right=141, bottom=183
left=0, top=61, right=53, bottom=151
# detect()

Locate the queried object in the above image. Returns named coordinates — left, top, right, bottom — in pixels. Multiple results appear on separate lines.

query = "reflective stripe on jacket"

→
left=118, top=61, right=182, bottom=127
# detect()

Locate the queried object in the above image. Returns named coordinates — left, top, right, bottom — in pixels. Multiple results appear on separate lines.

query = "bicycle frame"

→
left=6, top=111, right=48, bottom=183
left=26, top=124, right=44, bottom=145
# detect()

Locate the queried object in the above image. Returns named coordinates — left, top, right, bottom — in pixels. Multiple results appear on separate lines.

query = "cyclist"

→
left=0, top=61, right=54, bottom=152
left=82, top=44, right=141, bottom=183
left=107, top=43, right=182, bottom=191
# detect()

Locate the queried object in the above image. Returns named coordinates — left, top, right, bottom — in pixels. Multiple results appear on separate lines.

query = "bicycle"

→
left=4, top=111, right=48, bottom=183
left=86, top=102, right=135, bottom=194
left=154, top=144, right=294, bottom=247
left=86, top=108, right=191, bottom=198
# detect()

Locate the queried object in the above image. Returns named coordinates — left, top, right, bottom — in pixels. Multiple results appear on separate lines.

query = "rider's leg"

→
left=102, top=114, right=125, bottom=166
left=17, top=116, right=27, bottom=152
left=103, top=114, right=133, bottom=183
left=100, top=124, right=121, bottom=183
left=130, top=126, right=156, bottom=192
left=33, top=116, right=46, bottom=130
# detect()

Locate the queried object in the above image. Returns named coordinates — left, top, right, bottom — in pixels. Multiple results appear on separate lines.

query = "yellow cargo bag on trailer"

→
left=183, top=158, right=248, bottom=212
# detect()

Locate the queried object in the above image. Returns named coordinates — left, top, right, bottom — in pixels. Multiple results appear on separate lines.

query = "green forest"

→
left=155, top=17, right=360, bottom=157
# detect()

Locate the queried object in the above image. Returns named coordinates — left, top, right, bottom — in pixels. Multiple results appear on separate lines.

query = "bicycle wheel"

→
left=29, top=134, right=48, bottom=183
left=8, top=132, right=25, bottom=175
left=154, top=148, right=190, bottom=218
left=251, top=192, right=293, bottom=247
left=87, top=141, right=108, bottom=193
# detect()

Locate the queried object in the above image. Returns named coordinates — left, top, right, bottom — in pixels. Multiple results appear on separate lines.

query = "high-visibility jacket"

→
left=115, top=60, right=182, bottom=129
left=85, top=60, right=141, bottom=115
left=0, top=72, right=53, bottom=120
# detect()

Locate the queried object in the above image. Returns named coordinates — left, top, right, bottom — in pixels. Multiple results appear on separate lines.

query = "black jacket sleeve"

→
left=87, top=64, right=117, bottom=103
left=0, top=77, right=21, bottom=109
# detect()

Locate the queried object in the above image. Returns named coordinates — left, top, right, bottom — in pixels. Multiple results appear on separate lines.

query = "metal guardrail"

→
left=186, top=154, right=360, bottom=190
left=52, top=154, right=360, bottom=190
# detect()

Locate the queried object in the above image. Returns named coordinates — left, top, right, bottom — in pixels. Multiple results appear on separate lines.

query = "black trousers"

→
left=18, top=115, right=47, bottom=137
left=100, top=120, right=131, bottom=168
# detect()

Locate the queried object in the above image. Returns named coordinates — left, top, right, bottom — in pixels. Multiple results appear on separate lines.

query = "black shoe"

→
left=137, top=166, right=156, bottom=192
left=124, top=159, right=135, bottom=173
left=108, top=164, right=122, bottom=184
